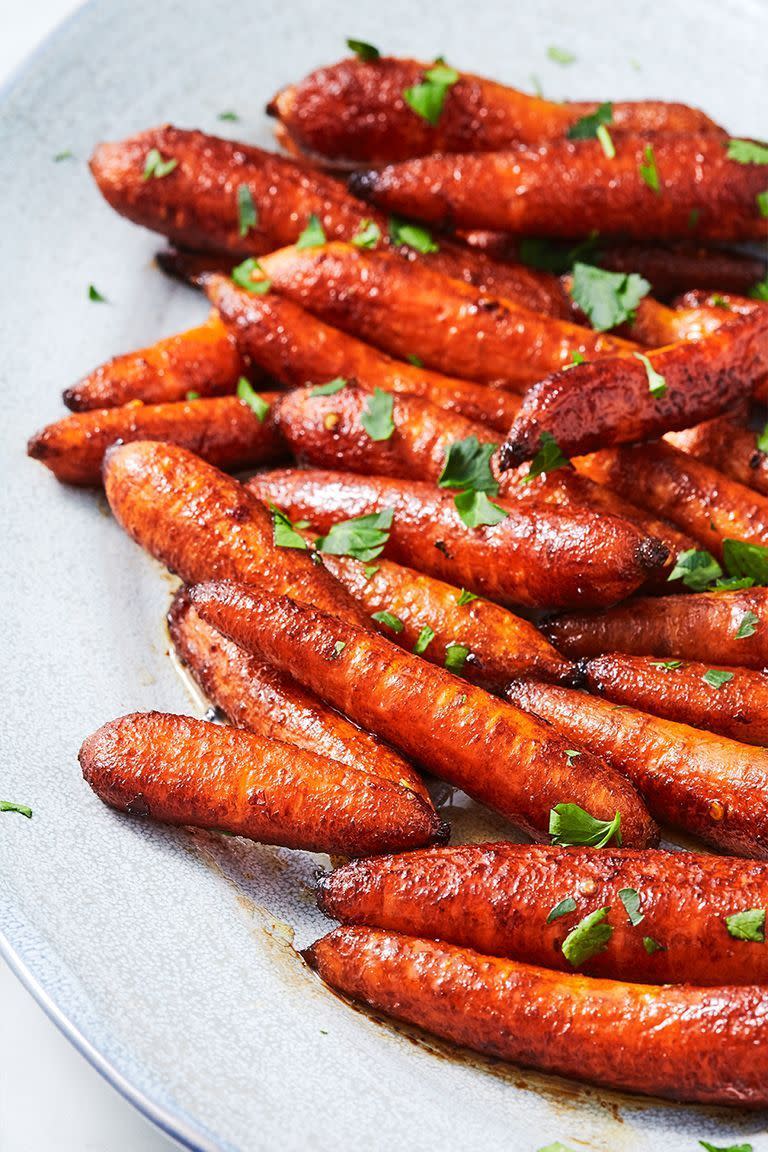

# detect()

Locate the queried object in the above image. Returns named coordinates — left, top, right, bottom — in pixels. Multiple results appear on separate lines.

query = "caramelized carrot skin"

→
left=28, top=394, right=283, bottom=486
left=259, top=243, right=633, bottom=389
left=507, top=678, right=768, bottom=858
left=585, top=653, right=768, bottom=748
left=63, top=313, right=246, bottom=411
left=351, top=137, right=768, bottom=241
left=247, top=469, right=667, bottom=610
left=167, top=588, right=428, bottom=799
left=598, top=244, right=768, bottom=298
left=270, top=57, right=721, bottom=164
left=206, top=276, right=521, bottom=433
left=189, top=584, right=656, bottom=847
left=500, top=309, right=768, bottom=464
left=319, top=844, right=768, bottom=985
left=102, top=442, right=368, bottom=627
left=576, top=440, right=768, bottom=558
left=79, top=712, right=443, bottom=855
left=667, top=415, right=768, bottom=498
left=546, top=589, right=768, bottom=670
left=307, top=926, right=768, bottom=1107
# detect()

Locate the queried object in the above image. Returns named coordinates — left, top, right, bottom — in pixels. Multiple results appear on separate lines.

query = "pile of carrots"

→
left=28, top=45, right=768, bottom=1110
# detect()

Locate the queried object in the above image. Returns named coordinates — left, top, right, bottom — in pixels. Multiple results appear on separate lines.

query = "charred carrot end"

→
left=79, top=711, right=446, bottom=856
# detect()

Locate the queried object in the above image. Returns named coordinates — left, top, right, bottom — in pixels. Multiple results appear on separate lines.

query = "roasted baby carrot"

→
left=269, top=56, right=721, bottom=164
left=62, top=312, right=246, bottom=411
left=546, top=588, right=768, bottom=669
left=584, top=653, right=768, bottom=748
left=27, top=394, right=283, bottom=486
left=247, top=469, right=668, bottom=610
left=507, top=678, right=768, bottom=858
left=80, top=712, right=443, bottom=855
left=667, top=414, right=768, bottom=498
left=206, top=276, right=522, bottom=433
left=168, top=587, right=428, bottom=798
left=306, top=926, right=768, bottom=1106
left=350, top=136, right=768, bottom=242
left=597, top=243, right=768, bottom=298
left=576, top=440, right=768, bottom=557
left=318, top=844, right=768, bottom=984
left=103, top=441, right=369, bottom=627
left=500, top=308, right=768, bottom=464
left=189, top=584, right=656, bottom=846
left=257, top=243, right=633, bottom=389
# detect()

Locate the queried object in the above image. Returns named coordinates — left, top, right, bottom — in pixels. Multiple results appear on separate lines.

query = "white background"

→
left=1, top=8, right=175, bottom=1150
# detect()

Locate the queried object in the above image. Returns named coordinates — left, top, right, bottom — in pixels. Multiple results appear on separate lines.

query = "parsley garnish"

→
left=316, top=510, right=393, bottom=562
left=231, top=257, right=271, bottom=294
left=596, top=124, right=615, bottom=159
left=351, top=219, right=381, bottom=249
left=310, top=377, right=347, bottom=397
left=727, top=139, right=768, bottom=165
left=562, top=908, right=613, bottom=967
left=722, top=538, right=768, bottom=584
left=332, top=641, right=346, bottom=657
left=217, top=110, right=239, bottom=121
left=569, top=262, right=650, bottom=330
left=438, top=436, right=508, bottom=528
left=667, top=548, right=722, bottom=591
left=444, top=642, right=470, bottom=672
left=453, top=489, right=508, bottom=528
left=758, top=422, right=768, bottom=454
left=296, top=214, right=327, bottom=249
left=633, top=351, right=667, bottom=398
left=650, top=659, right=683, bottom=671
left=639, top=144, right=660, bottom=193
left=456, top=588, right=477, bottom=606
left=522, top=431, right=570, bottom=484
left=372, top=610, right=404, bottom=633
left=54, top=150, right=73, bottom=161
left=565, top=749, right=581, bottom=766
left=751, top=278, right=768, bottom=302
left=567, top=103, right=613, bottom=141
left=388, top=217, right=439, bottom=254
left=413, top=625, right=436, bottom=655
left=703, top=669, right=734, bottom=689
left=756, top=190, right=768, bottom=218
left=88, top=284, right=107, bottom=303
left=688, top=208, right=701, bottom=230
left=237, top=377, right=270, bottom=421
left=347, top=38, right=380, bottom=60
left=699, top=1144, right=753, bottom=1152
left=142, top=148, right=178, bottom=180
left=0, top=801, right=32, bottom=818
left=736, top=610, right=759, bottom=639
left=538, top=1145, right=577, bottom=1152
left=237, top=184, right=258, bottom=237
left=403, top=61, right=459, bottom=125
left=406, top=353, right=423, bottom=367
left=725, top=908, right=765, bottom=942
left=618, top=887, right=644, bottom=926
left=363, top=564, right=379, bottom=580
left=547, top=897, right=577, bottom=923
left=643, top=936, right=665, bottom=954
left=547, top=45, right=576, bottom=65
left=185, top=390, right=200, bottom=400
left=361, top=388, right=395, bottom=440
left=271, top=505, right=308, bottom=550
left=549, top=803, right=622, bottom=848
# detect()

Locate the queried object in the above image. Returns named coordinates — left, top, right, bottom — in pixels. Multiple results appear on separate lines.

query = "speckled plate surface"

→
left=2, top=1, right=768, bottom=1149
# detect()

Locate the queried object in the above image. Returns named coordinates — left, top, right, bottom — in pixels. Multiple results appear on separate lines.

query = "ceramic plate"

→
left=2, top=1, right=767, bottom=1148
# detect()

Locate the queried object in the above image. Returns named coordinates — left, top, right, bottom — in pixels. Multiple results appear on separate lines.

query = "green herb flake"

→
left=316, top=509, right=393, bottom=563
left=0, top=801, right=32, bottom=818
left=639, top=144, right=660, bottom=193
left=142, top=148, right=178, bottom=181
left=725, top=908, right=765, bottom=943
left=567, top=102, right=613, bottom=141
left=351, top=218, right=381, bottom=249
left=310, top=377, right=347, bottom=397
left=296, top=213, right=327, bottom=249
left=237, top=184, right=258, bottom=237
left=444, top=642, right=471, bottom=673
left=596, top=124, right=615, bottom=159
left=88, top=284, right=107, bottom=303
left=413, top=625, right=436, bottom=655
left=549, top=803, right=622, bottom=848
left=332, top=641, right=346, bottom=657
left=751, top=277, right=768, bottom=302
left=185, top=390, right=200, bottom=400
left=406, top=353, right=424, bottom=367
left=453, top=489, right=508, bottom=529
left=217, top=110, right=239, bottom=121
left=372, top=609, right=404, bottom=634
left=562, top=907, right=614, bottom=967
left=361, top=387, right=395, bottom=441
left=565, top=749, right=581, bottom=766
left=688, top=208, right=701, bottom=230
left=757, top=190, right=768, bottom=218
left=569, top=262, right=651, bottom=331
left=712, top=576, right=756, bottom=591
left=547, top=45, right=576, bottom=65
left=703, top=669, right=735, bottom=689
left=643, top=936, right=665, bottom=955
left=54, top=150, right=74, bottom=161
left=403, top=61, right=459, bottom=125
left=456, top=588, right=478, bottom=606
left=547, top=896, right=577, bottom=924
left=270, top=505, right=308, bottom=550
left=727, top=139, right=768, bottom=165
left=699, top=1144, right=753, bottom=1152
left=388, top=217, right=439, bottom=254
left=758, top=423, right=768, bottom=456
left=363, top=564, right=379, bottom=580
left=667, top=548, right=722, bottom=591
left=438, top=436, right=498, bottom=494
left=618, top=887, right=644, bottom=926
left=522, top=431, right=570, bottom=484
left=231, top=257, right=271, bottom=294
left=236, top=377, right=270, bottom=421
left=735, top=610, right=759, bottom=640
left=650, top=659, right=683, bottom=671
left=633, top=351, right=667, bottom=398
left=529, top=74, right=544, bottom=98
left=722, top=537, right=768, bottom=584
left=346, top=38, right=380, bottom=61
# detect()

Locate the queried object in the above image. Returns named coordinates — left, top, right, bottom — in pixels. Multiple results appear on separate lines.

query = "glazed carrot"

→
left=269, top=57, right=721, bottom=164
left=597, top=244, right=768, bottom=298
left=79, top=712, right=443, bottom=855
left=258, top=243, right=634, bottom=389
left=206, top=276, right=522, bottom=433
left=674, top=289, right=766, bottom=315
left=500, top=309, right=768, bottom=465
left=576, top=440, right=768, bottom=557
left=306, top=926, right=768, bottom=1107
left=247, top=469, right=668, bottom=610
left=350, top=137, right=768, bottom=242
left=62, top=312, right=246, bottom=411
left=103, top=442, right=369, bottom=627
left=620, top=297, right=725, bottom=345
left=318, top=844, right=768, bottom=985
left=546, top=589, right=768, bottom=669
left=27, top=394, right=283, bottom=486
left=584, top=653, right=768, bottom=748
left=189, top=584, right=656, bottom=845
left=507, top=678, right=768, bottom=858
left=168, top=587, right=429, bottom=799
left=667, top=415, right=768, bottom=498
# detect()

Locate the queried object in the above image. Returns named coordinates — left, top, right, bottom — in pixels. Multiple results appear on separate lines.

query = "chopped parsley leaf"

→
left=567, top=103, right=613, bottom=141
left=618, top=887, right=644, bottom=926
left=727, top=139, right=768, bottom=165
left=237, top=184, right=258, bottom=237
left=88, top=284, right=107, bottom=303
left=725, top=908, right=765, bottom=942
left=549, top=803, right=622, bottom=848
left=547, top=45, right=576, bottom=65
left=456, top=588, right=478, bottom=606
left=562, top=907, right=613, bottom=967
left=0, top=801, right=32, bottom=818
left=142, top=148, right=178, bottom=180
left=310, top=377, right=347, bottom=397
left=237, top=377, right=270, bottom=421
left=346, top=38, right=380, bottom=61
left=703, top=669, right=734, bottom=689
left=360, top=387, right=395, bottom=441
left=547, top=896, right=577, bottom=923
left=413, top=625, right=436, bottom=655
left=633, top=351, right=667, bottom=398
left=271, top=505, right=308, bottom=550
left=231, top=257, right=271, bottom=294
left=444, top=642, right=471, bottom=672
left=569, top=262, right=650, bottom=330
left=639, top=144, right=660, bottom=193
left=316, top=509, right=393, bottom=563
left=522, top=431, right=570, bottom=484
left=667, top=548, right=722, bottom=591
left=403, top=61, right=459, bottom=125
left=372, top=610, right=404, bottom=633
left=351, top=219, right=381, bottom=248
left=735, top=610, right=759, bottom=640
left=388, top=217, right=439, bottom=254
left=296, top=214, right=327, bottom=249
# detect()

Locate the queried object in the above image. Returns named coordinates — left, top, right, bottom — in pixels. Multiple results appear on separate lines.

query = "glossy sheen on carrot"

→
left=306, top=926, right=768, bottom=1107
left=584, top=653, right=768, bottom=748
left=546, top=588, right=768, bottom=669
left=63, top=313, right=246, bottom=411
left=507, top=678, right=768, bottom=858
left=189, top=585, right=656, bottom=846
left=79, top=712, right=443, bottom=855
left=247, top=469, right=668, bottom=610
left=103, top=442, right=369, bottom=627
left=206, top=277, right=522, bottom=433
left=258, top=243, right=634, bottom=389
left=167, top=588, right=429, bottom=799
left=500, top=308, right=768, bottom=464
left=269, top=57, right=721, bottom=164
left=667, top=415, right=768, bottom=498
left=28, top=394, right=283, bottom=486
left=350, top=136, right=768, bottom=242
left=318, top=844, right=768, bottom=985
